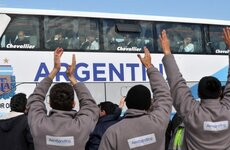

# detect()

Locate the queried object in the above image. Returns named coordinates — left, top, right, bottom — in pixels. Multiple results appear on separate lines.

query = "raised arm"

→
left=160, top=30, right=199, bottom=119
left=138, top=47, right=172, bottom=125
left=221, top=27, right=230, bottom=107
left=66, top=53, right=99, bottom=128
left=27, top=48, right=63, bottom=128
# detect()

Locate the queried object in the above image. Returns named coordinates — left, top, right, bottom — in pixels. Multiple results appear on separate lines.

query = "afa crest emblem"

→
left=0, top=58, right=16, bottom=100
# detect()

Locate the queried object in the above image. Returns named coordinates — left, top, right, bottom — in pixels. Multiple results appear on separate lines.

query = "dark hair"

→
left=98, top=101, right=117, bottom=115
left=10, top=93, right=27, bottom=112
left=125, top=84, right=151, bottom=110
left=50, top=83, right=74, bottom=111
left=198, top=76, right=221, bottom=99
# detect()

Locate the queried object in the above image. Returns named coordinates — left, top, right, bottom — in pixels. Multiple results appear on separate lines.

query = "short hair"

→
left=50, top=83, right=74, bottom=111
left=125, top=85, right=151, bottom=110
left=98, top=101, right=117, bottom=115
left=10, top=93, right=27, bottom=112
left=198, top=76, right=221, bottom=99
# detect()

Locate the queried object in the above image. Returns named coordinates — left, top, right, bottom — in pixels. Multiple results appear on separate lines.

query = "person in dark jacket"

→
left=86, top=98, right=125, bottom=150
left=0, top=93, right=34, bottom=150
left=14, top=30, right=30, bottom=45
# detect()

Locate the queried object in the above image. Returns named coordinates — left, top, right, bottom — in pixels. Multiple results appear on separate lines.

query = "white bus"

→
left=0, top=8, right=229, bottom=115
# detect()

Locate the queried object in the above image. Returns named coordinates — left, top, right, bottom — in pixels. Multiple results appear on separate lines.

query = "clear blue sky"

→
left=0, top=0, right=230, bottom=20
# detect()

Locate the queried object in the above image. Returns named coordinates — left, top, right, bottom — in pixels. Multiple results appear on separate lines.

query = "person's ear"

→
left=100, top=110, right=106, bottom=117
left=220, top=90, right=223, bottom=98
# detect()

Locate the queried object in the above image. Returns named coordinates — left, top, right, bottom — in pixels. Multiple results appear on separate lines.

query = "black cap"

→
left=198, top=76, right=221, bottom=99
left=125, top=85, right=151, bottom=110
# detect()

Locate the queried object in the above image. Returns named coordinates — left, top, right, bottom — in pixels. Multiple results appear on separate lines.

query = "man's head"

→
left=18, top=31, right=25, bottom=41
left=50, top=83, right=75, bottom=111
left=183, top=35, right=192, bottom=45
left=10, top=93, right=27, bottom=112
left=87, top=32, right=96, bottom=43
left=98, top=101, right=117, bottom=117
left=125, top=85, right=151, bottom=110
left=54, top=29, right=64, bottom=40
left=198, top=76, right=222, bottom=99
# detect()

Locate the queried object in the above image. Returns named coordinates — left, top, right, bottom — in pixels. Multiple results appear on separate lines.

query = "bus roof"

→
left=1, top=7, right=230, bottom=26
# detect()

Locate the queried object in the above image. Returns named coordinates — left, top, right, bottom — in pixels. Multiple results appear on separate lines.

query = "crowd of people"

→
left=46, top=29, right=99, bottom=50
left=1, top=27, right=230, bottom=150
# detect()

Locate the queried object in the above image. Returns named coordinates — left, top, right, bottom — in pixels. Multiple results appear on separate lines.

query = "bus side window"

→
left=44, top=17, right=79, bottom=50
left=0, top=15, right=39, bottom=50
left=77, top=18, right=99, bottom=51
left=103, top=19, right=153, bottom=52
left=156, top=23, right=202, bottom=54
left=205, top=25, right=227, bottom=54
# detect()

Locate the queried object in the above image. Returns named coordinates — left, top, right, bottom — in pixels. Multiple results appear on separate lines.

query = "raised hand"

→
left=66, top=54, right=77, bottom=85
left=160, top=30, right=171, bottom=55
left=54, top=47, right=64, bottom=70
left=119, top=97, right=126, bottom=108
left=224, top=27, right=230, bottom=49
left=49, top=47, right=64, bottom=79
left=137, top=47, right=152, bottom=69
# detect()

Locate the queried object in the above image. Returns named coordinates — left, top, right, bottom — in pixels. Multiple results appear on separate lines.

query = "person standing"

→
left=27, top=47, right=100, bottom=150
left=0, top=93, right=34, bottom=150
left=160, top=27, right=230, bottom=149
left=99, top=47, right=172, bottom=150
left=86, top=98, right=124, bottom=150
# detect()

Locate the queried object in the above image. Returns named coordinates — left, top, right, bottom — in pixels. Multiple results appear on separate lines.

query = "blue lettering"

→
left=126, top=64, right=139, bottom=81
left=159, top=64, right=164, bottom=75
left=109, top=63, right=124, bottom=81
left=34, top=63, right=49, bottom=81
left=76, top=63, right=90, bottom=81
left=93, top=63, right=106, bottom=81
left=142, top=65, right=147, bottom=81
left=34, top=62, right=164, bottom=82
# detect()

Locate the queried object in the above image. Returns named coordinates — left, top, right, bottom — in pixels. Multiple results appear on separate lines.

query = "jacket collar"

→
left=48, top=109, right=77, bottom=118
left=124, top=109, right=147, bottom=118
left=99, top=114, right=118, bottom=122
left=201, top=98, right=221, bottom=107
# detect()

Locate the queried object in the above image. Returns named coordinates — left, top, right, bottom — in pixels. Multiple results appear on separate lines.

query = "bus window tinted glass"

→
left=205, top=25, right=227, bottom=54
left=44, top=17, right=99, bottom=51
left=156, top=23, right=202, bottom=53
left=0, top=15, right=39, bottom=49
left=103, top=20, right=153, bottom=52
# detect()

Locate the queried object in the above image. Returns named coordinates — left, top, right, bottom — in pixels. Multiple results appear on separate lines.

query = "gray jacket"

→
left=163, top=54, right=230, bottom=150
left=27, top=77, right=100, bottom=150
left=99, top=66, right=172, bottom=150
